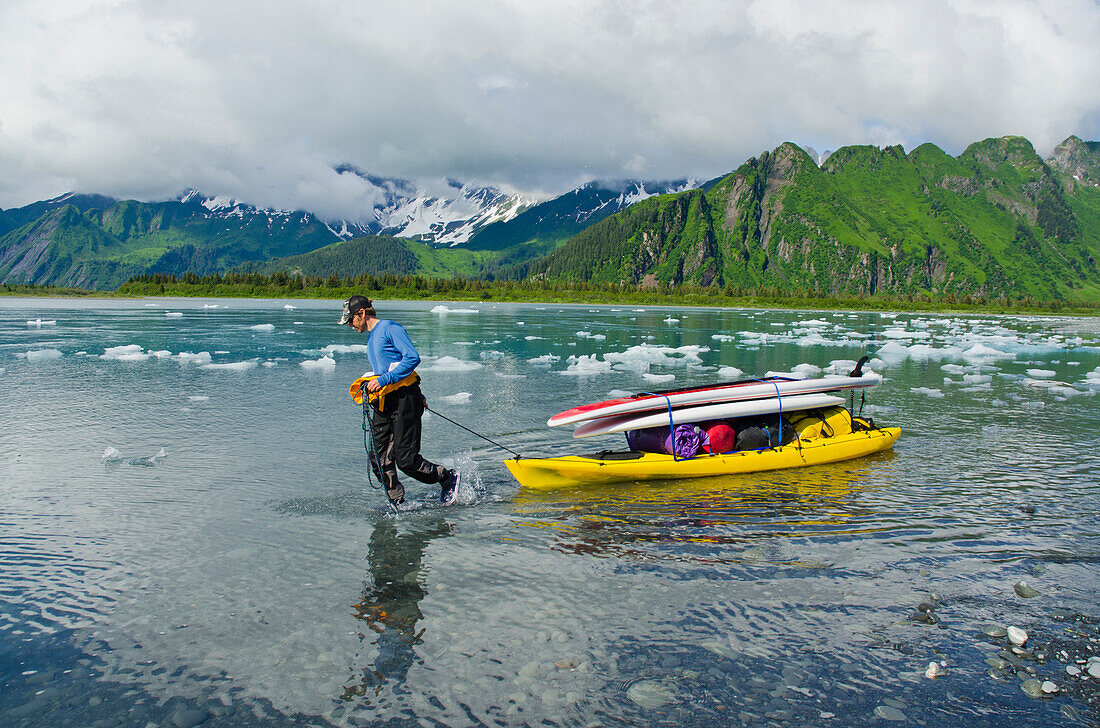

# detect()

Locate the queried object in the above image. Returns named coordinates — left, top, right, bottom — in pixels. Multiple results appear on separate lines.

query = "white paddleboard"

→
left=571, top=393, right=846, bottom=438
left=548, top=373, right=880, bottom=427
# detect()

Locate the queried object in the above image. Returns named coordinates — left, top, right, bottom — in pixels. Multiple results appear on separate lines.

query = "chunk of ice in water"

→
left=420, top=356, right=483, bottom=372
left=250, top=324, right=275, bottom=332
left=559, top=354, right=612, bottom=376
left=322, top=344, right=369, bottom=355
left=165, top=312, right=183, bottom=318
left=911, top=387, right=945, bottom=399
left=431, top=305, right=479, bottom=314
left=20, top=349, right=63, bottom=361
left=26, top=319, right=57, bottom=327
left=102, top=345, right=150, bottom=362
left=202, top=360, right=258, bottom=371
left=176, top=351, right=212, bottom=364
left=300, top=356, right=336, bottom=370
left=438, top=392, right=472, bottom=405
left=717, top=366, right=744, bottom=378
left=283, top=304, right=297, bottom=310
left=1026, top=368, right=1056, bottom=378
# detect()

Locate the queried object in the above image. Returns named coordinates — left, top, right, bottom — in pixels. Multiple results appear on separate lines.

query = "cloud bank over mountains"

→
left=2, top=0, right=1098, bottom=217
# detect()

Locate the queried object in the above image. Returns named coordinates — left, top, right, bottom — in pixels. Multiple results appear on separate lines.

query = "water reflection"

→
left=343, top=516, right=451, bottom=703
left=511, top=455, right=897, bottom=561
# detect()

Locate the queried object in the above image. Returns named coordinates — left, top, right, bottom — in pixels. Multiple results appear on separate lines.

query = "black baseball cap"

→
left=339, top=295, right=372, bottom=325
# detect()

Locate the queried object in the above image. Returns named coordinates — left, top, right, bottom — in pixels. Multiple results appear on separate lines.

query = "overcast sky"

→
left=2, top=0, right=1098, bottom=218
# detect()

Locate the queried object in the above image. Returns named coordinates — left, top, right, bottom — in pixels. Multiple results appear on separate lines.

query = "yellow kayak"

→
left=505, top=424, right=900, bottom=489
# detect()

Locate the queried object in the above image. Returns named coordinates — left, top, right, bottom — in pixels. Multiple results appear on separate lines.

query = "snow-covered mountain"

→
left=465, top=178, right=700, bottom=250
left=331, top=167, right=534, bottom=246
left=175, top=170, right=533, bottom=247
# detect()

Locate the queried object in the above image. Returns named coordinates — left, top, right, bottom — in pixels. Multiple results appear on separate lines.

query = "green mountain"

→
left=0, top=194, right=345, bottom=289
left=240, top=234, right=488, bottom=280
left=5, top=135, right=1100, bottom=302
left=522, top=136, right=1100, bottom=301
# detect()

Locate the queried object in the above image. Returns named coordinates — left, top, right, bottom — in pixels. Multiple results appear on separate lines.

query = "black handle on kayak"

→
left=848, top=355, right=869, bottom=378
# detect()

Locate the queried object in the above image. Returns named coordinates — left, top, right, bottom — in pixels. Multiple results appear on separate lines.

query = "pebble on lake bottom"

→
left=981, top=624, right=1007, bottom=638
left=924, top=662, right=943, bottom=679
left=171, top=707, right=209, bottom=728
left=1020, top=678, right=1043, bottom=698
left=873, top=705, right=907, bottom=721
left=1014, top=581, right=1042, bottom=598
left=626, top=681, right=677, bottom=709
left=1007, top=627, right=1028, bottom=646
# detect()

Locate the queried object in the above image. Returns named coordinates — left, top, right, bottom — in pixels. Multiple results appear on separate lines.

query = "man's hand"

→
left=366, top=378, right=382, bottom=393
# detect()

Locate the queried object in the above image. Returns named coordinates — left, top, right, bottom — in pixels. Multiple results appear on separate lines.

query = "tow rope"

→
left=356, top=382, right=523, bottom=496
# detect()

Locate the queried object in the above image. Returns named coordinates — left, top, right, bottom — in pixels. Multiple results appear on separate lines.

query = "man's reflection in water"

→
left=342, top=515, right=451, bottom=703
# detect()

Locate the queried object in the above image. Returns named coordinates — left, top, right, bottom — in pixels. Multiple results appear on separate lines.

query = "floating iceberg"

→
left=249, top=324, right=275, bottom=332
left=300, top=356, right=336, bottom=371
left=321, top=344, right=370, bottom=355
left=102, top=345, right=150, bottom=362
left=26, top=319, right=57, bottom=327
left=176, top=351, right=212, bottom=365
left=438, top=392, right=473, bottom=405
left=420, top=356, right=483, bottom=372
left=165, top=312, right=183, bottom=318
left=717, top=366, right=744, bottom=378
left=911, top=387, right=945, bottom=399
left=528, top=354, right=560, bottom=365
left=559, top=354, right=613, bottom=376
left=431, top=305, right=479, bottom=314
left=201, top=360, right=258, bottom=372
left=19, top=349, right=63, bottom=361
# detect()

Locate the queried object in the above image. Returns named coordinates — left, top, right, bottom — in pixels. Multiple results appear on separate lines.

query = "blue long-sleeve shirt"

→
left=366, top=319, right=421, bottom=386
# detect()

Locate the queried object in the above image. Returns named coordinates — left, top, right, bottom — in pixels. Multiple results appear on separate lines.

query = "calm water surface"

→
left=2, top=298, right=1099, bottom=727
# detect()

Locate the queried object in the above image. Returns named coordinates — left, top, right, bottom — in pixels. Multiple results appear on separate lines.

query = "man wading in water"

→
left=340, top=295, right=459, bottom=507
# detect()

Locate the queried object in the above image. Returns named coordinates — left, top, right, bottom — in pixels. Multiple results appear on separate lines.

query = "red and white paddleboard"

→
left=571, top=393, right=847, bottom=438
left=547, top=373, right=881, bottom=428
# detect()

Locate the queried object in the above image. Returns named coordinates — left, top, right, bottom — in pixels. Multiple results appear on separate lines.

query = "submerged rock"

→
left=626, top=681, right=677, bottom=709
left=1014, top=581, right=1042, bottom=598
left=1007, top=627, right=1028, bottom=646
left=924, top=662, right=944, bottom=679
left=873, top=705, right=906, bottom=721
left=1041, top=681, right=1059, bottom=694
left=171, top=708, right=208, bottom=728
left=1020, top=678, right=1043, bottom=698
left=981, top=624, right=1007, bottom=638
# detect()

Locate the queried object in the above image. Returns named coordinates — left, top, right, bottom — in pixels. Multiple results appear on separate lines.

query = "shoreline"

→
left=3, top=282, right=1099, bottom=317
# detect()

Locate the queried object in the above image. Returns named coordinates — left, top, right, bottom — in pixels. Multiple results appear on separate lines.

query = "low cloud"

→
left=1, top=0, right=1098, bottom=216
